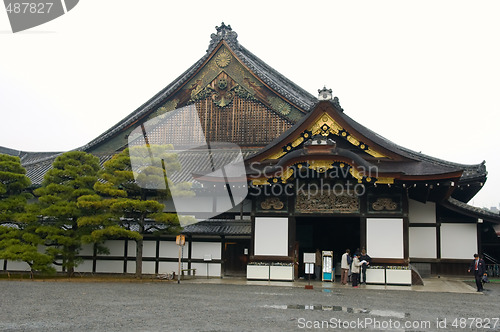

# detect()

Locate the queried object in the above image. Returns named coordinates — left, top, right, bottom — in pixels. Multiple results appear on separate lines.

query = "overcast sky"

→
left=0, top=1, right=499, bottom=208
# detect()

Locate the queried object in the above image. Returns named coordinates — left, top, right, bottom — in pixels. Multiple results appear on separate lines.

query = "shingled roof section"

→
left=334, top=101, right=487, bottom=182
left=79, top=23, right=317, bottom=153
left=248, top=99, right=487, bottom=185
left=182, top=219, right=251, bottom=236
left=443, top=197, right=500, bottom=223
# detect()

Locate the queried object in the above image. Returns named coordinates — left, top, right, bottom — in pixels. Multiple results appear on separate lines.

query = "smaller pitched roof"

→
left=442, top=197, right=500, bottom=223
left=182, top=218, right=251, bottom=235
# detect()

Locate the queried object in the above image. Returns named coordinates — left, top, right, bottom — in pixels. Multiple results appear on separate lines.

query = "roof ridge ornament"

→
left=208, top=22, right=239, bottom=51
left=318, top=86, right=332, bottom=100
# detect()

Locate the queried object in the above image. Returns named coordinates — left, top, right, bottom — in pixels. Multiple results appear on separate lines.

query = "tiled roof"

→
left=443, top=197, right=500, bottom=223
left=182, top=218, right=251, bottom=235
left=78, top=23, right=317, bottom=153
left=23, top=154, right=114, bottom=185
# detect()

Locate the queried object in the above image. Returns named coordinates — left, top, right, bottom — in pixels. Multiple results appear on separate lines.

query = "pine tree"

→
left=88, top=146, right=185, bottom=278
left=34, top=151, right=100, bottom=277
left=0, top=154, right=32, bottom=224
left=0, top=154, right=54, bottom=277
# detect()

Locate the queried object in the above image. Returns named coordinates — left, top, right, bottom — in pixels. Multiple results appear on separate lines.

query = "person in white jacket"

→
left=340, top=249, right=351, bottom=285
left=351, top=252, right=368, bottom=288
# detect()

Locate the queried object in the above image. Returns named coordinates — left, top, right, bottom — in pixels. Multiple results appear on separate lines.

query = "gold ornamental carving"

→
left=215, top=49, right=232, bottom=68
left=374, top=177, right=394, bottom=184
left=190, top=73, right=255, bottom=108
left=308, top=160, right=334, bottom=173
left=266, top=111, right=389, bottom=161
left=372, top=198, right=397, bottom=211
left=296, top=191, right=360, bottom=214
left=252, top=179, right=270, bottom=186
left=261, top=197, right=285, bottom=210
left=268, top=96, right=291, bottom=115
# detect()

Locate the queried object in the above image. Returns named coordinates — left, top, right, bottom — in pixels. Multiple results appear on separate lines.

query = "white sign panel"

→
left=367, top=218, right=404, bottom=259
left=254, top=217, right=288, bottom=256
left=440, top=223, right=477, bottom=259
left=303, top=253, right=316, bottom=263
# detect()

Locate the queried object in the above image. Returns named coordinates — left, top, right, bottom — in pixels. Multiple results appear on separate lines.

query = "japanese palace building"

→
left=2, top=23, right=499, bottom=281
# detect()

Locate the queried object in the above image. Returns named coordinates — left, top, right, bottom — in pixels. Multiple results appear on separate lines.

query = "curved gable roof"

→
left=80, top=23, right=317, bottom=153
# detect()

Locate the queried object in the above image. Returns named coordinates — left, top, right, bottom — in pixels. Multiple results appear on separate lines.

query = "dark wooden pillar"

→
left=436, top=222, right=441, bottom=259
left=403, top=217, right=409, bottom=263
left=92, top=243, right=97, bottom=273
left=187, top=235, right=193, bottom=270
left=123, top=239, right=128, bottom=273
left=360, top=217, right=367, bottom=250
left=155, top=237, right=160, bottom=274
left=220, top=235, right=226, bottom=278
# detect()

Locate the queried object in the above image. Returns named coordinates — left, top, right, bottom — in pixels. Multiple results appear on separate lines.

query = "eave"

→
left=441, top=197, right=500, bottom=223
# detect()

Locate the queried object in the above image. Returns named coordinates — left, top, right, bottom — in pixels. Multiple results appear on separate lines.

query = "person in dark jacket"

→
left=315, top=249, right=322, bottom=280
left=468, top=254, right=486, bottom=292
left=359, top=248, right=371, bottom=284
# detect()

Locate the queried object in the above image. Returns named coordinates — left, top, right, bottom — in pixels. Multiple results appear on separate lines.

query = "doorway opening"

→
left=295, top=217, right=360, bottom=279
left=223, top=239, right=250, bottom=277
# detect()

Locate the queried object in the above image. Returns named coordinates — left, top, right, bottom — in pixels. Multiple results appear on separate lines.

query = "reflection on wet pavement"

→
left=263, top=304, right=410, bottom=319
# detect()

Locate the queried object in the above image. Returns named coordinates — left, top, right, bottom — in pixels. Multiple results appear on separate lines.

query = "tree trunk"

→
left=66, top=245, right=75, bottom=277
left=136, top=238, right=143, bottom=278
left=135, top=221, right=145, bottom=278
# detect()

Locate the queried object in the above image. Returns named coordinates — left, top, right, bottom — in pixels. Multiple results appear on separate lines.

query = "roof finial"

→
left=216, top=22, right=232, bottom=34
left=318, top=86, right=332, bottom=100
left=208, top=22, right=238, bottom=51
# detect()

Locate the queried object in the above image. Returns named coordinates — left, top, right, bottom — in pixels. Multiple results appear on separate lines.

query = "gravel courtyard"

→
left=0, top=280, right=499, bottom=331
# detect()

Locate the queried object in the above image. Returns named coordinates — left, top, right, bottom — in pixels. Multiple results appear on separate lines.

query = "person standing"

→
left=340, top=249, right=351, bottom=285
left=468, top=253, right=486, bottom=292
left=315, top=249, right=322, bottom=281
left=359, top=248, right=371, bottom=284
left=351, top=252, right=367, bottom=288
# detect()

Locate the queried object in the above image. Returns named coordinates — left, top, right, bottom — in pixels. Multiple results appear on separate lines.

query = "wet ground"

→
left=0, top=279, right=499, bottom=331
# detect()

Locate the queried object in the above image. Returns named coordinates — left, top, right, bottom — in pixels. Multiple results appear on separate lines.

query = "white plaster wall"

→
left=158, top=261, right=179, bottom=274
left=95, top=260, right=123, bottom=273
left=104, top=240, right=124, bottom=256
left=159, top=241, right=188, bottom=258
left=409, top=227, right=437, bottom=258
left=191, top=242, right=221, bottom=260
left=126, top=261, right=135, bottom=273
left=254, top=217, right=288, bottom=256
left=216, top=196, right=234, bottom=213
left=142, top=261, right=156, bottom=274
left=127, top=241, right=136, bottom=257
left=171, top=196, right=214, bottom=213
left=79, top=244, right=94, bottom=256
left=75, top=260, right=94, bottom=273
left=191, top=262, right=221, bottom=277
left=52, top=263, right=63, bottom=272
left=440, top=223, right=477, bottom=259
left=5, top=260, right=30, bottom=271
left=142, top=241, right=157, bottom=258
left=367, top=218, right=404, bottom=259
left=409, top=200, right=436, bottom=223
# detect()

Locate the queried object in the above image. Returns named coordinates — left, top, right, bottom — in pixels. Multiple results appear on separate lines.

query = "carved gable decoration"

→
left=190, top=72, right=256, bottom=108
left=367, top=195, right=402, bottom=214
left=256, top=196, right=288, bottom=213
left=295, top=189, right=360, bottom=214
left=267, top=112, right=388, bottom=160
